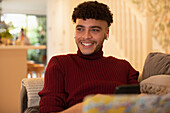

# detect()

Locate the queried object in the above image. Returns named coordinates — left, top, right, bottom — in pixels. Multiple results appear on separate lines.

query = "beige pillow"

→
left=140, top=75, right=170, bottom=95
left=140, top=52, right=170, bottom=81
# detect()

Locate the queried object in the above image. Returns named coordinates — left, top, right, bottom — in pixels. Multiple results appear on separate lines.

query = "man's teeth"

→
left=82, top=43, right=92, bottom=46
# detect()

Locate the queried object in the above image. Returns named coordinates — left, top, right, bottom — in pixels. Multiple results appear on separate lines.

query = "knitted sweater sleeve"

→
left=38, top=56, right=67, bottom=113
left=126, top=61, right=139, bottom=84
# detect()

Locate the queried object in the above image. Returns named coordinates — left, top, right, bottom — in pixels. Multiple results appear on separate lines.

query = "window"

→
left=2, top=14, right=47, bottom=64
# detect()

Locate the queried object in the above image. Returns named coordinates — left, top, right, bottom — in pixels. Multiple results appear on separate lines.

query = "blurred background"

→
left=0, top=0, right=47, bottom=65
left=0, top=0, right=169, bottom=71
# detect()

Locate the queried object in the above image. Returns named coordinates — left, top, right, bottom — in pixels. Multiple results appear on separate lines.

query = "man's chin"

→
left=78, top=46, right=101, bottom=55
left=80, top=50, right=94, bottom=56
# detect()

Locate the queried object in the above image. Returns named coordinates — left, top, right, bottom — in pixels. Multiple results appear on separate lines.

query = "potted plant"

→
left=0, top=21, right=13, bottom=45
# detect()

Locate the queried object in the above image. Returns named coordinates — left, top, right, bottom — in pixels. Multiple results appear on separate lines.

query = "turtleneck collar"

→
left=77, top=48, right=103, bottom=60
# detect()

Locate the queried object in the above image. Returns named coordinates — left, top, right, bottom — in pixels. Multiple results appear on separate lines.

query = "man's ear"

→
left=105, top=29, right=109, bottom=40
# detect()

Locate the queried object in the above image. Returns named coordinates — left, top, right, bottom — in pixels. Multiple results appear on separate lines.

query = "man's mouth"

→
left=81, top=42, right=93, bottom=46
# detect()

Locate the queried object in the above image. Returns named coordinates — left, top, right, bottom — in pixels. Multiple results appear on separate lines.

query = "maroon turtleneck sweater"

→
left=38, top=49, right=139, bottom=113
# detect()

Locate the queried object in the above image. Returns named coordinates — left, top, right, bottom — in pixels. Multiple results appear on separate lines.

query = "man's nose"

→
left=82, top=30, right=92, bottom=39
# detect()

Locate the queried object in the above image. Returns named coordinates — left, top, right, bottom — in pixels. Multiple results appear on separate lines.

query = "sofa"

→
left=20, top=52, right=170, bottom=113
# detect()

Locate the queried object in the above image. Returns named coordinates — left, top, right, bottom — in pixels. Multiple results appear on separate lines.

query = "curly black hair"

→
left=72, top=1, right=113, bottom=27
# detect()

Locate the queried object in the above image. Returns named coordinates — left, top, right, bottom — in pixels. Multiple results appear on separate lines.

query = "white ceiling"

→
left=1, top=0, right=47, bottom=15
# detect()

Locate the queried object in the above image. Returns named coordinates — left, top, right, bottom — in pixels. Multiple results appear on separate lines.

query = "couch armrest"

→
left=20, top=84, right=28, bottom=113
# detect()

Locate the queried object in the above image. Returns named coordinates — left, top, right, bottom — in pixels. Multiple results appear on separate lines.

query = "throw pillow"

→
left=140, top=75, right=170, bottom=95
left=22, top=78, right=44, bottom=108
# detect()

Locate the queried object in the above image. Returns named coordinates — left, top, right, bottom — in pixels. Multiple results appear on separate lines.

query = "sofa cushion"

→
left=141, top=52, right=170, bottom=81
left=22, top=78, right=44, bottom=108
left=140, top=75, right=170, bottom=95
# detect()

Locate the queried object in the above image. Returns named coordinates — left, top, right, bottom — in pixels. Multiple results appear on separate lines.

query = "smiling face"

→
left=75, top=19, right=109, bottom=55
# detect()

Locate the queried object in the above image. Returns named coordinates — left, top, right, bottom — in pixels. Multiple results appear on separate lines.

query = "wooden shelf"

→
left=0, top=45, right=46, bottom=50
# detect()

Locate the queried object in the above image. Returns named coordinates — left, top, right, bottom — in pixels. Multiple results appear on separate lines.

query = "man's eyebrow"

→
left=76, top=25, right=84, bottom=28
left=76, top=25, right=102, bottom=29
left=90, top=26, right=102, bottom=29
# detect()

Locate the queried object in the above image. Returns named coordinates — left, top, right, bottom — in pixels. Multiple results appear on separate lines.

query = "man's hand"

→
left=51, top=94, right=106, bottom=113
left=55, top=102, right=83, bottom=113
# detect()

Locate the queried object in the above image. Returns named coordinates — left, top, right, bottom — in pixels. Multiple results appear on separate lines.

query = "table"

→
left=0, top=45, right=46, bottom=113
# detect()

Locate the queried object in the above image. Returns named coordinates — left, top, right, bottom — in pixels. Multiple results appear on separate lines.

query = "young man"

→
left=39, top=1, right=139, bottom=113
left=19, top=28, right=30, bottom=45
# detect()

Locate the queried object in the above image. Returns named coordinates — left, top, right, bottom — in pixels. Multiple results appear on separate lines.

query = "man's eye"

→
left=76, top=28, right=84, bottom=31
left=91, top=29, right=100, bottom=32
